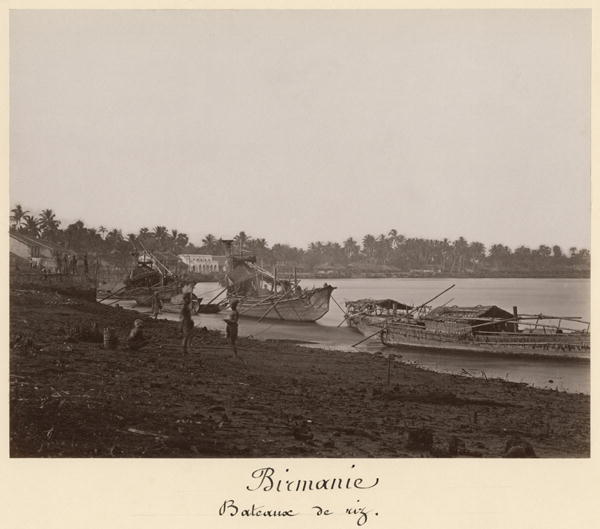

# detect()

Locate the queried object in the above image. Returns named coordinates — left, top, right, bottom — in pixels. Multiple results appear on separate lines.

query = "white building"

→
left=178, top=254, right=226, bottom=273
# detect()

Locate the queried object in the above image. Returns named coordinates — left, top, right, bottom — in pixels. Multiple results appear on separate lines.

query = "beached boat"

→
left=380, top=305, right=590, bottom=360
left=160, top=292, right=227, bottom=314
left=104, top=245, right=195, bottom=306
left=345, top=298, right=414, bottom=336
left=224, top=254, right=335, bottom=322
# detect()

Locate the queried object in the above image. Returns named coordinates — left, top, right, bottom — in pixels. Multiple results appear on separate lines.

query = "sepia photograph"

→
left=9, top=8, right=590, bottom=460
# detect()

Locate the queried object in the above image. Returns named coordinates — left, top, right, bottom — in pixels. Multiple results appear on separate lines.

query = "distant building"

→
left=178, top=254, right=226, bottom=273
left=138, top=250, right=184, bottom=274
left=9, top=232, right=73, bottom=272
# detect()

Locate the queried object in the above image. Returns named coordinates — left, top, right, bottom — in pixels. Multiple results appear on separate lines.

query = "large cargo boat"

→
left=380, top=305, right=590, bottom=360
left=224, top=250, right=335, bottom=322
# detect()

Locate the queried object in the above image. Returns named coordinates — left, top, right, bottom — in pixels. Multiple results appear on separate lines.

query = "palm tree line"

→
left=10, top=204, right=590, bottom=274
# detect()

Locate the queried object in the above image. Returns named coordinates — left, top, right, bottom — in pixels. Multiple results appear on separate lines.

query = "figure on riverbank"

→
left=180, top=292, right=194, bottom=354
left=127, top=319, right=148, bottom=350
left=225, top=300, right=240, bottom=358
left=151, top=292, right=162, bottom=320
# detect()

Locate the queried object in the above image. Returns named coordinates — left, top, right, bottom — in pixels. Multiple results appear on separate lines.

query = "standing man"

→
left=180, top=292, right=194, bottom=355
left=151, top=291, right=163, bottom=320
left=225, top=300, right=240, bottom=359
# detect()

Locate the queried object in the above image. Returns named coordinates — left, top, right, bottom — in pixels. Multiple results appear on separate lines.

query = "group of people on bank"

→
left=126, top=291, right=240, bottom=359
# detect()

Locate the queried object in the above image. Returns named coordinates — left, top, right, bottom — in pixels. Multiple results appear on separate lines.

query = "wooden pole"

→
left=257, top=294, right=286, bottom=323
left=205, top=286, right=227, bottom=305
left=97, top=284, right=129, bottom=303
left=352, top=328, right=383, bottom=347
left=331, top=295, right=346, bottom=316
left=408, top=284, right=455, bottom=316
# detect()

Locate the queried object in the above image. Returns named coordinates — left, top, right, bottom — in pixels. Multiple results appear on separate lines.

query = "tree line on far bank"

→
left=10, top=204, right=590, bottom=275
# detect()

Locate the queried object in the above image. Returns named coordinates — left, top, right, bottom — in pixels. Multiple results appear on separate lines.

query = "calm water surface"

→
left=133, top=278, right=590, bottom=394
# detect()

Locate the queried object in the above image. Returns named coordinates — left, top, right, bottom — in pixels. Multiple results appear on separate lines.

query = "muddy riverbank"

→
left=10, top=288, right=589, bottom=457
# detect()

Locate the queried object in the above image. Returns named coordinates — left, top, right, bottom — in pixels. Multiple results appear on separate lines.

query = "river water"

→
left=133, top=278, right=591, bottom=394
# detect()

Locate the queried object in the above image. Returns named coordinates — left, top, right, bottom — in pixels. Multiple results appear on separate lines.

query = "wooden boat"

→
left=133, top=283, right=195, bottom=307
left=160, top=292, right=227, bottom=314
left=380, top=305, right=590, bottom=360
left=224, top=253, right=335, bottom=322
left=100, top=243, right=196, bottom=306
left=345, top=298, right=414, bottom=336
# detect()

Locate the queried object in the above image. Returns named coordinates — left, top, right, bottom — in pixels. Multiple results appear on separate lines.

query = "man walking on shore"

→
left=151, top=292, right=162, bottom=320
left=225, top=300, right=240, bottom=359
left=180, top=292, right=194, bottom=355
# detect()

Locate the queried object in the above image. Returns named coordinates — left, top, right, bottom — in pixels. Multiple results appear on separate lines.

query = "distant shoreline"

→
left=284, top=272, right=590, bottom=281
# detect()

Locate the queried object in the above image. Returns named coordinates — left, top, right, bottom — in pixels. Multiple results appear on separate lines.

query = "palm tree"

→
left=22, top=215, right=41, bottom=237
left=362, top=234, right=376, bottom=259
left=10, top=204, right=28, bottom=230
left=375, top=234, right=390, bottom=264
left=468, top=241, right=486, bottom=270
left=343, top=237, right=360, bottom=260
left=537, top=244, right=552, bottom=258
left=234, top=231, right=249, bottom=254
left=452, top=236, right=469, bottom=272
left=552, top=245, right=563, bottom=258
left=153, top=225, right=168, bottom=240
left=202, top=233, right=216, bottom=248
left=176, top=232, right=189, bottom=251
left=38, top=209, right=61, bottom=236
left=98, top=225, right=108, bottom=239
left=387, top=229, right=405, bottom=250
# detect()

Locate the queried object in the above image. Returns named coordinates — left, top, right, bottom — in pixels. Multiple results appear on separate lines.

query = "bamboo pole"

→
left=407, top=284, right=455, bottom=316
left=97, top=284, right=129, bottom=303
left=331, top=295, right=347, bottom=316
left=352, top=328, right=383, bottom=347
left=257, top=294, right=286, bottom=323
left=205, top=286, right=227, bottom=305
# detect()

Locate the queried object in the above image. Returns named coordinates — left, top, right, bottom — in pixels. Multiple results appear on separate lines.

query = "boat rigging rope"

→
left=330, top=294, right=346, bottom=315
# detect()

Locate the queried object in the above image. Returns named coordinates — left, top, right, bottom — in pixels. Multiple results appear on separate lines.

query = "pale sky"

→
left=10, top=10, right=591, bottom=250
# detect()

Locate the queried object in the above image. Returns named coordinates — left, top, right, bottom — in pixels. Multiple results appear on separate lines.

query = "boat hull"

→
left=347, top=314, right=387, bottom=336
left=235, top=286, right=334, bottom=322
left=381, top=321, right=590, bottom=360
left=133, top=282, right=196, bottom=307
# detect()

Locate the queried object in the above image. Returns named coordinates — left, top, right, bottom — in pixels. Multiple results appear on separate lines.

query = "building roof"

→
left=423, top=305, right=514, bottom=322
left=10, top=232, right=74, bottom=254
left=179, top=253, right=226, bottom=259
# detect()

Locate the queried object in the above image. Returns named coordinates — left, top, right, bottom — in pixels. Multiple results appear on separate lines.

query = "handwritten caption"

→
left=218, top=465, right=380, bottom=526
